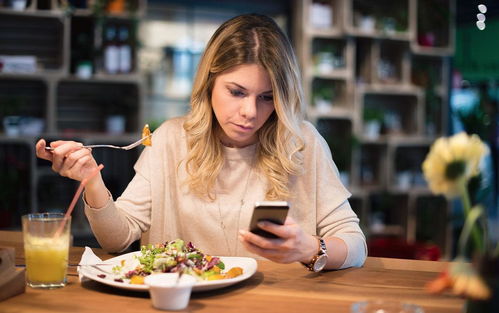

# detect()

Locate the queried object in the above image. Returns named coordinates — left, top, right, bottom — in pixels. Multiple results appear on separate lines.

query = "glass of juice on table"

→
left=22, top=213, right=71, bottom=289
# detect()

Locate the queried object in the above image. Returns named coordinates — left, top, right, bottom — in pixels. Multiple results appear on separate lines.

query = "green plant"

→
left=313, top=80, right=335, bottom=101
left=363, top=107, right=384, bottom=123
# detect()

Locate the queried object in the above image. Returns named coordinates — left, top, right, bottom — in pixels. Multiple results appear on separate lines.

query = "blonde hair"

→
left=183, top=14, right=305, bottom=200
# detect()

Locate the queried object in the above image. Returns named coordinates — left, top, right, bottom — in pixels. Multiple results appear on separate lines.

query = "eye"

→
left=259, top=94, right=274, bottom=102
left=229, top=88, right=245, bottom=97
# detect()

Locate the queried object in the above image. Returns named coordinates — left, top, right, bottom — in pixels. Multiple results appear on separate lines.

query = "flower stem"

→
left=459, top=180, right=483, bottom=254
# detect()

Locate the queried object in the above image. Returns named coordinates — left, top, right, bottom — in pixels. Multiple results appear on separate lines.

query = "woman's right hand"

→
left=36, top=139, right=99, bottom=182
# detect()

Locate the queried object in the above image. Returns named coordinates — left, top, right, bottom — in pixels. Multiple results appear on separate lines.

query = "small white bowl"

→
left=144, top=273, right=197, bottom=311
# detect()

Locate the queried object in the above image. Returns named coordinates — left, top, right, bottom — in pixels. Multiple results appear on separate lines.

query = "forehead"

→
left=215, top=64, right=272, bottom=90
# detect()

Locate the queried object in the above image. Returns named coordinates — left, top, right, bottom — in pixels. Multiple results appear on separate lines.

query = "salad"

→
left=111, top=239, right=243, bottom=284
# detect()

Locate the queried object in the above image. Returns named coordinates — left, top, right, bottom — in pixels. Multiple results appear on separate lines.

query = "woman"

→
left=36, top=14, right=366, bottom=271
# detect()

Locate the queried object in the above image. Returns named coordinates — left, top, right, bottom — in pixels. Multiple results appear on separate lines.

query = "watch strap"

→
left=301, top=236, right=327, bottom=271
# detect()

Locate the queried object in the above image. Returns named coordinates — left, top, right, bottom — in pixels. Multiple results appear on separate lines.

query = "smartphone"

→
left=249, top=201, right=289, bottom=239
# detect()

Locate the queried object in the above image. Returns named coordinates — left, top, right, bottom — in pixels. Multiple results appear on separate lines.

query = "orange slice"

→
left=142, top=124, right=152, bottom=146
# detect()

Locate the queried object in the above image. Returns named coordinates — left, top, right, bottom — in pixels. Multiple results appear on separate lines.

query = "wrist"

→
left=300, top=236, right=328, bottom=272
left=299, top=234, right=320, bottom=264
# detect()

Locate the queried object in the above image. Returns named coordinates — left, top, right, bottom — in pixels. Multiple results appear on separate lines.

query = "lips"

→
left=234, top=123, right=254, bottom=131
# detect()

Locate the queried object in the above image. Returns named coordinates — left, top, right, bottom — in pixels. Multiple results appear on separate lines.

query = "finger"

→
left=239, top=229, right=284, bottom=250
left=63, top=147, right=92, bottom=170
left=239, top=234, right=276, bottom=256
left=62, top=154, right=93, bottom=179
left=35, top=139, right=53, bottom=161
left=239, top=234, right=291, bottom=263
left=50, top=140, right=71, bottom=149
left=256, top=221, right=292, bottom=239
left=51, top=142, right=83, bottom=171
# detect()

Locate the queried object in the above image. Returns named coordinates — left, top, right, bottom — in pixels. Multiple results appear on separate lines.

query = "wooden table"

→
left=0, top=241, right=464, bottom=313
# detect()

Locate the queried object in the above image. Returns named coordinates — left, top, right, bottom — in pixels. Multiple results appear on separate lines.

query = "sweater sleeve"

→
left=84, top=143, right=154, bottom=253
left=305, top=122, right=367, bottom=268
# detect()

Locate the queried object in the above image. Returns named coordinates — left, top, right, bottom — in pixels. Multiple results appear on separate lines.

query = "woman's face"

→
left=211, top=63, right=275, bottom=148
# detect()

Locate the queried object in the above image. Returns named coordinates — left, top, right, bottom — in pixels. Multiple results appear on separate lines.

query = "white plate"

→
left=79, top=251, right=258, bottom=292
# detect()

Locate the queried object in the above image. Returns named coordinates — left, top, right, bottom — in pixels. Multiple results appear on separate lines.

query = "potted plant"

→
left=363, top=107, right=384, bottom=139
left=313, top=80, right=335, bottom=113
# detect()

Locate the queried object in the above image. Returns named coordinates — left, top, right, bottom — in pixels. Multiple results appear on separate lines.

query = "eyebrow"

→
left=227, top=82, right=273, bottom=94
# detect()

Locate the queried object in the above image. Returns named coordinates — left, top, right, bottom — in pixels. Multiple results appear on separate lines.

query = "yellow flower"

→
left=422, top=132, right=488, bottom=197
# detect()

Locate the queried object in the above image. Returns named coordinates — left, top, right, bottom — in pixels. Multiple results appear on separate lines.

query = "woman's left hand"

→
left=238, top=216, right=318, bottom=264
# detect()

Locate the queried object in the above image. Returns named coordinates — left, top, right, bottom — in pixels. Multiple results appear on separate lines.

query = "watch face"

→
left=313, top=254, right=328, bottom=272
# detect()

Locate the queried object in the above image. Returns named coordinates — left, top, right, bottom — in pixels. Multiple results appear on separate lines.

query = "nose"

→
left=240, top=96, right=257, bottom=120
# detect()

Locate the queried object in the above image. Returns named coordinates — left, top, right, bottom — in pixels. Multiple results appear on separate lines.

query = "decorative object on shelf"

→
left=423, top=132, right=498, bottom=312
left=309, top=1, right=333, bottom=29
left=103, top=24, right=120, bottom=74
left=313, top=86, right=333, bottom=114
left=2, top=115, right=22, bottom=136
left=417, top=0, right=451, bottom=48
left=106, top=115, right=125, bottom=134
left=380, top=17, right=396, bottom=35
left=395, top=171, right=411, bottom=190
left=357, top=14, right=375, bottom=32
left=10, top=0, right=27, bottom=11
left=0, top=55, right=37, bottom=74
left=363, top=107, right=383, bottom=139
left=377, top=59, right=397, bottom=84
left=313, top=40, right=344, bottom=74
left=76, top=61, right=93, bottom=79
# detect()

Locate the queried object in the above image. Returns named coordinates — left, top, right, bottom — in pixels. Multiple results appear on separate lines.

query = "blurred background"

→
left=0, top=0, right=497, bottom=260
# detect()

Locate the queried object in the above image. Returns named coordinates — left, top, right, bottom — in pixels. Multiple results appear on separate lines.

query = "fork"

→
left=45, top=135, right=151, bottom=151
left=78, top=264, right=116, bottom=275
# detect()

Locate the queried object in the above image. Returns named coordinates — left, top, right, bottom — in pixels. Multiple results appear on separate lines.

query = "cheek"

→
left=259, top=104, right=275, bottom=124
left=211, top=92, right=228, bottom=121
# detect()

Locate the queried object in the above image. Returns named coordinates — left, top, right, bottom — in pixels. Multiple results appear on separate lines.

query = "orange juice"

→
left=24, top=236, right=69, bottom=286
left=22, top=213, right=71, bottom=289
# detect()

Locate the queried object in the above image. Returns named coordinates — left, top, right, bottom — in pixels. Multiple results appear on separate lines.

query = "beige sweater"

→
left=85, top=117, right=367, bottom=268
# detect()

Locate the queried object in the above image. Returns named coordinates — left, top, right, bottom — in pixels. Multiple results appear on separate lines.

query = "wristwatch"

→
left=301, top=236, right=328, bottom=272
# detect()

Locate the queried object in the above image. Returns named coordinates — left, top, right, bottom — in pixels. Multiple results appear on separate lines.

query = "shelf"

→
left=0, top=12, right=67, bottom=72
left=411, top=0, right=455, bottom=55
left=0, top=8, right=65, bottom=18
left=316, top=118, right=354, bottom=183
left=357, top=143, right=388, bottom=188
left=307, top=106, right=353, bottom=120
left=56, top=80, right=140, bottom=133
left=360, top=92, right=422, bottom=137
left=346, top=28, right=412, bottom=41
left=297, top=2, right=454, bottom=259
left=368, top=192, right=410, bottom=238
left=0, top=1, right=146, bottom=231
left=346, top=0, right=412, bottom=41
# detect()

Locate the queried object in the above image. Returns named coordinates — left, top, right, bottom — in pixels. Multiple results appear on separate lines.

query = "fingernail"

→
left=239, top=230, right=247, bottom=236
left=257, top=221, right=268, bottom=228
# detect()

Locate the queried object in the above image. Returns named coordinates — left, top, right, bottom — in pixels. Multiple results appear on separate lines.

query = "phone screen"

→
left=249, top=201, right=289, bottom=238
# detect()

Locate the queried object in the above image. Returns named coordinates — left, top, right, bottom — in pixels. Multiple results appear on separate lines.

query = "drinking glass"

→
left=22, top=213, right=71, bottom=289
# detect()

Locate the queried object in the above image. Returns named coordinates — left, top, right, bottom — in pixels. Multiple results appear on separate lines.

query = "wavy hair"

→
left=183, top=14, right=305, bottom=200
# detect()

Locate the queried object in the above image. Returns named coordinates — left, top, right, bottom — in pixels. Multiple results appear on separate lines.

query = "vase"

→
left=464, top=256, right=499, bottom=313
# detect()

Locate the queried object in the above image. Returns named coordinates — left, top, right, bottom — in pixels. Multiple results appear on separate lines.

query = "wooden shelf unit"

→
left=0, top=0, right=147, bottom=242
left=294, top=0, right=454, bottom=259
